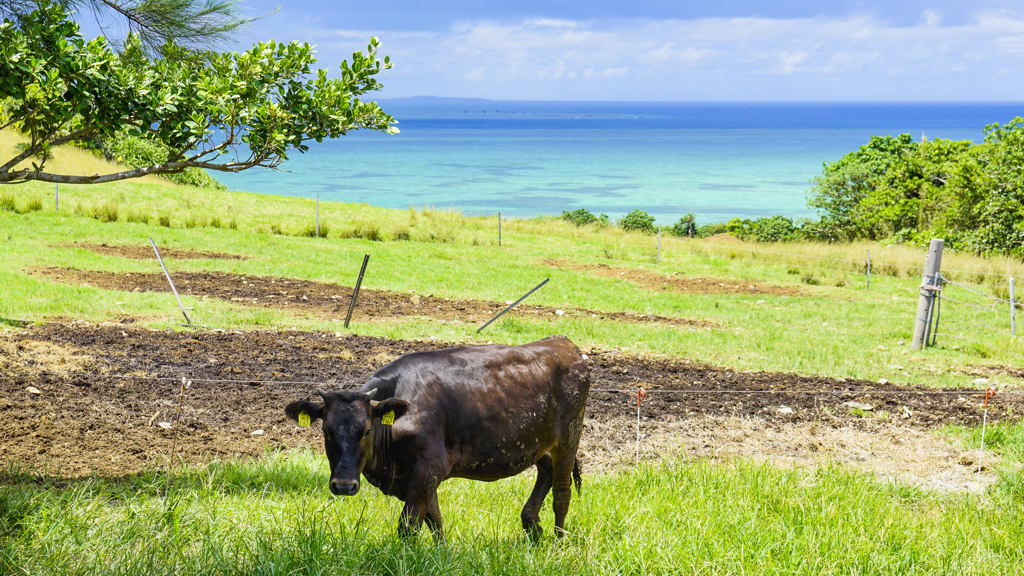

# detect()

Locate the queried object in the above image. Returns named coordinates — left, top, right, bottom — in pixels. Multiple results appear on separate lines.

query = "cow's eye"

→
left=363, top=429, right=372, bottom=438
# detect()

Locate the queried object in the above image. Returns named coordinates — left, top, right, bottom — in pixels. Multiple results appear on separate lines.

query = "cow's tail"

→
left=572, top=457, right=583, bottom=495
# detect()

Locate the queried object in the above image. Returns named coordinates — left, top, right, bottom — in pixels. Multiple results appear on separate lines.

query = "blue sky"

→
left=94, top=1, right=1024, bottom=101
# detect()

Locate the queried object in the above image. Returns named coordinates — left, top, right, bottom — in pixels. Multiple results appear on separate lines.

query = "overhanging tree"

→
left=0, top=4, right=397, bottom=185
left=0, top=0, right=256, bottom=55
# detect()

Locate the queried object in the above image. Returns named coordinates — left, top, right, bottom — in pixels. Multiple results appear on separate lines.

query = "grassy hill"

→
left=3, top=160, right=1024, bottom=575
left=1, top=169, right=1021, bottom=389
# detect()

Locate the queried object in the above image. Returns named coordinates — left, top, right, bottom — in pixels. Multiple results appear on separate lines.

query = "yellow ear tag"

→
left=297, top=412, right=311, bottom=427
left=380, top=410, right=395, bottom=426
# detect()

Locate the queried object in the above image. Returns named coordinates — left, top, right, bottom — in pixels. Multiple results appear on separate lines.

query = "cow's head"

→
left=285, top=388, right=409, bottom=496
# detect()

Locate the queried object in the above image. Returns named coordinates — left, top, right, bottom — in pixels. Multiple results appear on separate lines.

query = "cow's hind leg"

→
left=550, top=444, right=580, bottom=538
left=521, top=453, right=553, bottom=541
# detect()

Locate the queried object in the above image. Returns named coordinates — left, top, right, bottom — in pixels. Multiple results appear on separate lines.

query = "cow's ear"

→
left=285, top=400, right=324, bottom=424
left=371, top=397, right=410, bottom=422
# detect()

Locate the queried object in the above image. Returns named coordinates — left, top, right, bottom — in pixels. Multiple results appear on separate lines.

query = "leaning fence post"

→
left=912, top=239, right=944, bottom=350
left=149, top=238, right=193, bottom=326
left=476, top=278, right=549, bottom=333
left=1011, top=277, right=1016, bottom=336
left=344, top=254, right=370, bottom=328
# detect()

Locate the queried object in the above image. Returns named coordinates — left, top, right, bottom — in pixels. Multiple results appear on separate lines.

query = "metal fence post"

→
left=1011, top=277, right=1016, bottom=337
left=149, top=238, right=193, bottom=326
left=657, top=227, right=661, bottom=264
left=344, top=254, right=370, bottom=328
left=866, top=249, right=871, bottom=290
left=476, top=278, right=549, bottom=333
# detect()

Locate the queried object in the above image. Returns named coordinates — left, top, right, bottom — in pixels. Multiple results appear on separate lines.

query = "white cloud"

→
left=292, top=12, right=1024, bottom=100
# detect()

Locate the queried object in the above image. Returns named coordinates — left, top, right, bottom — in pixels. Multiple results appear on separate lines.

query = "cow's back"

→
left=363, top=335, right=589, bottom=481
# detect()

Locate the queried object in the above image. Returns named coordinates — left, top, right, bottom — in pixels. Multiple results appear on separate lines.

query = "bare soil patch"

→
left=70, top=243, right=247, bottom=260
left=35, top=267, right=709, bottom=328
left=545, top=259, right=804, bottom=297
left=2, top=324, right=1017, bottom=491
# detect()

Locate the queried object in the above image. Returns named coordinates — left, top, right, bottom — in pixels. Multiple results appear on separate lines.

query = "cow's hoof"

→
left=523, top=521, right=543, bottom=542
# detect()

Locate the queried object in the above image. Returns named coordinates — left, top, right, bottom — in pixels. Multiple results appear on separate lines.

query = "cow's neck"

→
left=363, top=424, right=398, bottom=494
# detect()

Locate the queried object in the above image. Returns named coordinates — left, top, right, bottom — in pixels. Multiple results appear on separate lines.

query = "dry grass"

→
left=0, top=333, right=105, bottom=375
left=0, top=129, right=165, bottom=185
left=581, top=414, right=999, bottom=493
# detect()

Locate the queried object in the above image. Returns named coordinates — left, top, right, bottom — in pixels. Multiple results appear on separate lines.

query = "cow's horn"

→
left=316, top=387, right=329, bottom=399
left=365, top=387, right=378, bottom=399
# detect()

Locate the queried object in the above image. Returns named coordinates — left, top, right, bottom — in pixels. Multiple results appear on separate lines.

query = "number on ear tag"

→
left=381, top=410, right=395, bottom=426
left=298, top=412, right=311, bottom=427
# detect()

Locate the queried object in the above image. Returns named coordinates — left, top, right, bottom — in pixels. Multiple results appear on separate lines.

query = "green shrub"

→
left=561, top=208, right=609, bottom=228
left=102, top=132, right=227, bottom=191
left=619, top=209, right=657, bottom=234
left=667, top=213, right=697, bottom=237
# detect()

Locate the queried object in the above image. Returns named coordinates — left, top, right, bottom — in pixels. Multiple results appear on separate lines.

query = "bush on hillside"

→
left=805, top=118, right=1024, bottom=256
left=101, top=132, right=227, bottom=190
left=690, top=215, right=804, bottom=242
left=619, top=209, right=657, bottom=234
left=561, top=208, right=609, bottom=228
left=666, top=213, right=697, bottom=237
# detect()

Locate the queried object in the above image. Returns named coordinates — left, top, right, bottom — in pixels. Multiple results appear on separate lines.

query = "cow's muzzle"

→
left=329, top=478, right=360, bottom=496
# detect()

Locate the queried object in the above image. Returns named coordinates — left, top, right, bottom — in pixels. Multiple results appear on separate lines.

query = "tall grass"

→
left=2, top=450, right=1023, bottom=575
left=0, top=129, right=166, bottom=186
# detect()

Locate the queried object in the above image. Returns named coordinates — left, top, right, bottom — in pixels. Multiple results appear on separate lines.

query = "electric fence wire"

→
left=18, top=369, right=1024, bottom=396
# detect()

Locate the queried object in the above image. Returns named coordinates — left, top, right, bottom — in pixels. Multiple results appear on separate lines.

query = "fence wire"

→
left=930, top=275, right=1021, bottom=361
left=20, top=369, right=1022, bottom=396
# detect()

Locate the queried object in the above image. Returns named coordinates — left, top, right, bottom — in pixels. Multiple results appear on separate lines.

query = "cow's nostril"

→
left=330, top=479, right=359, bottom=496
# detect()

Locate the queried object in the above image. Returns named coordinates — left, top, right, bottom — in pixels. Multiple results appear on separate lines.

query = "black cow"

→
left=285, top=335, right=590, bottom=540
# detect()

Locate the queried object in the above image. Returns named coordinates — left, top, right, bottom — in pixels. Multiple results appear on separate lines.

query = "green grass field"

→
left=2, top=448, right=1024, bottom=576
left=1, top=178, right=1021, bottom=389
left=3, top=175, right=1024, bottom=574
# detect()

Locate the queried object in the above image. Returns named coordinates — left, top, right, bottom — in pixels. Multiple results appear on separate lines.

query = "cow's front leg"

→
left=398, top=481, right=445, bottom=542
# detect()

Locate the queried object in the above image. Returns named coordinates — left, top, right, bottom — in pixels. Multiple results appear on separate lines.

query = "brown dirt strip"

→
left=1, top=324, right=1018, bottom=483
left=545, top=258, right=805, bottom=297
left=34, top=267, right=712, bottom=329
left=70, top=243, right=247, bottom=260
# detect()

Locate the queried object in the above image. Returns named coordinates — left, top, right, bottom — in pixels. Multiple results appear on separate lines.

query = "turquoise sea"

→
left=213, top=100, right=1024, bottom=226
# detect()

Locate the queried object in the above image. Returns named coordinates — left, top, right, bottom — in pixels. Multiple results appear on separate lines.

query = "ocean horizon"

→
left=212, top=99, right=1024, bottom=227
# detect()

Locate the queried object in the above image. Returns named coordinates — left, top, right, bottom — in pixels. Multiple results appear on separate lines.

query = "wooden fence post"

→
left=912, top=239, right=944, bottom=350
